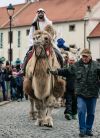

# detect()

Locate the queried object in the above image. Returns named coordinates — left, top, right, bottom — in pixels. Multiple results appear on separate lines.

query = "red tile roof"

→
left=0, top=0, right=99, bottom=28
left=89, top=23, right=100, bottom=38
left=0, top=3, right=25, bottom=28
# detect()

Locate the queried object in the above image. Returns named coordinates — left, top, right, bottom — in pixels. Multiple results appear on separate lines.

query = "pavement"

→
left=0, top=100, right=11, bottom=106
left=0, top=99, right=100, bottom=138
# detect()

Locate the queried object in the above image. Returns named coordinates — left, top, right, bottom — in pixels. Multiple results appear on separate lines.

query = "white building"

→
left=88, top=23, right=100, bottom=60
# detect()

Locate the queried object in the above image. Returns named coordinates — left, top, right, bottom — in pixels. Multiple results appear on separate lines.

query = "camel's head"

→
left=33, top=30, right=52, bottom=58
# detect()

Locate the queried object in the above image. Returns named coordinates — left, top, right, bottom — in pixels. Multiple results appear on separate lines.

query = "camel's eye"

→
left=44, top=37, right=48, bottom=40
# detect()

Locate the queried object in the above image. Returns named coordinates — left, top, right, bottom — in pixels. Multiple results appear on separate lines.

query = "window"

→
left=69, top=24, right=75, bottom=31
left=18, top=31, right=21, bottom=47
left=0, top=33, right=3, bottom=48
left=8, top=31, right=13, bottom=43
left=26, top=29, right=30, bottom=36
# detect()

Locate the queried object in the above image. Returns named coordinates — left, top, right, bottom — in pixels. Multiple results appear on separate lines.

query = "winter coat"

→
left=58, top=59, right=100, bottom=98
left=4, top=68, right=12, bottom=81
left=0, top=68, right=6, bottom=83
left=16, top=76, right=23, bottom=88
left=63, top=64, right=75, bottom=92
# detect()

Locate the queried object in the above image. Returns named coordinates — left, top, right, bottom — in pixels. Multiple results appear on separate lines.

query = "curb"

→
left=0, top=101, right=11, bottom=106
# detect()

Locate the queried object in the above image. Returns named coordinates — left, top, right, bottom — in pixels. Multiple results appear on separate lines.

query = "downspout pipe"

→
left=84, top=19, right=87, bottom=48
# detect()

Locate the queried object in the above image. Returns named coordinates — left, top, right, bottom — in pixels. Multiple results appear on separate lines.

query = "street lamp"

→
left=7, top=3, right=15, bottom=65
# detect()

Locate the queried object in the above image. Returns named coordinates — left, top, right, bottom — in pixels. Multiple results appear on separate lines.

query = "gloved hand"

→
left=50, top=69, right=58, bottom=75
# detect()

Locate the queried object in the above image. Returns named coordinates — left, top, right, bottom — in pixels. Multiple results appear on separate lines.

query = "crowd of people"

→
left=0, top=59, right=26, bottom=102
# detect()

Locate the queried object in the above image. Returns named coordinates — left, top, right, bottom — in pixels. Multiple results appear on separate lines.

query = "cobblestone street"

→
left=0, top=99, right=100, bottom=138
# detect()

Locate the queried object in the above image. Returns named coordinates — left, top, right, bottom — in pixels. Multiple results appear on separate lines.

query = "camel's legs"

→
left=29, top=97, right=37, bottom=120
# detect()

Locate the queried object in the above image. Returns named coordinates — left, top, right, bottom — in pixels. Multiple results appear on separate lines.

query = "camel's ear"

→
left=44, top=25, right=56, bottom=40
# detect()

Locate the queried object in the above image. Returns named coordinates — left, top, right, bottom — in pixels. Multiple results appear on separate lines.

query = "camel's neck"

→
left=34, top=58, right=51, bottom=77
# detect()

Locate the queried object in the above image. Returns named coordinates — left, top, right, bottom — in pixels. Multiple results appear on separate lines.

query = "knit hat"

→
left=15, top=58, right=21, bottom=65
left=81, top=49, right=91, bottom=56
left=0, top=57, right=5, bottom=63
left=57, top=38, right=65, bottom=48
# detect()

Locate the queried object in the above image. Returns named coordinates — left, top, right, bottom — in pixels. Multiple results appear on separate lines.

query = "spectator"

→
left=16, top=62, right=24, bottom=102
left=0, top=60, right=7, bottom=101
left=10, top=67, right=17, bottom=100
left=4, top=61, right=12, bottom=100
left=64, top=56, right=77, bottom=120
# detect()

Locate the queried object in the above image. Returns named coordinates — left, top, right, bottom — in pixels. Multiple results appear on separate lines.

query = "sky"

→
left=0, top=0, right=25, bottom=7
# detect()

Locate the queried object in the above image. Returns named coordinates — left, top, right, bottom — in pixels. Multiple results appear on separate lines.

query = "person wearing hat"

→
left=57, top=38, right=69, bottom=53
left=29, top=8, right=52, bottom=48
left=50, top=48, right=100, bottom=137
left=14, top=58, right=24, bottom=101
left=56, top=38, right=80, bottom=56
left=0, top=60, right=7, bottom=101
left=22, top=8, right=52, bottom=74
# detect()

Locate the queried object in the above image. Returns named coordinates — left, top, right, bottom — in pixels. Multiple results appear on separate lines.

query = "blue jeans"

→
left=77, top=96, right=97, bottom=133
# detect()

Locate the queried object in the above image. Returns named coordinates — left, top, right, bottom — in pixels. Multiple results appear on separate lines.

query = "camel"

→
left=23, top=29, right=65, bottom=127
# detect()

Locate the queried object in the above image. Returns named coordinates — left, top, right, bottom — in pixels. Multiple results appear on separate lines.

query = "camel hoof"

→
left=44, top=116, right=53, bottom=127
left=44, top=124, right=53, bottom=128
